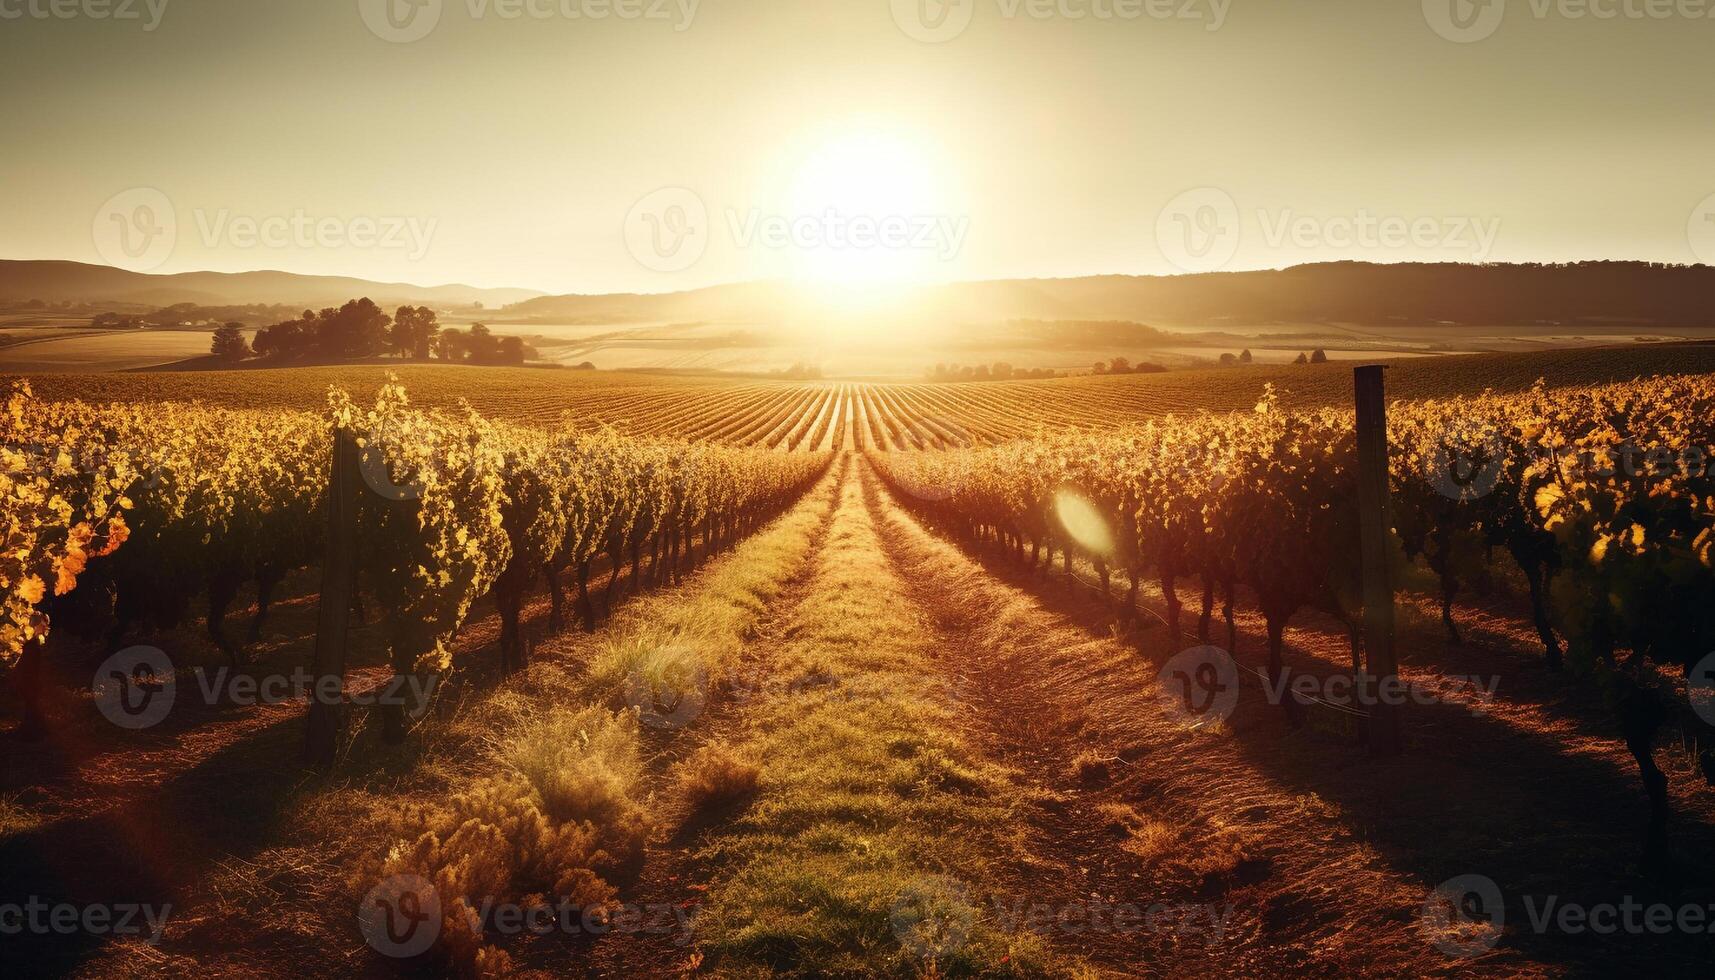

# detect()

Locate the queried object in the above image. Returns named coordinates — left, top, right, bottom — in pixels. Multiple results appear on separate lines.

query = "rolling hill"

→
left=0, top=260, right=542, bottom=310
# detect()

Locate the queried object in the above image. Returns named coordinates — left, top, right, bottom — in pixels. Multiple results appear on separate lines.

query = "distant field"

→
left=12, top=341, right=1715, bottom=449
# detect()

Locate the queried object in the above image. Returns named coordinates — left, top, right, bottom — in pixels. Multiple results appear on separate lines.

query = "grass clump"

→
left=673, top=741, right=763, bottom=819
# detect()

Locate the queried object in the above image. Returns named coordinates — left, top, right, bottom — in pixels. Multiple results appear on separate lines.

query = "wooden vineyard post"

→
left=1354, top=366, right=1403, bottom=756
left=305, top=426, right=360, bottom=766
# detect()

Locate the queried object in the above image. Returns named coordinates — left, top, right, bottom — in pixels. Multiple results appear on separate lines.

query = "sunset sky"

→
left=2, top=0, right=1712, bottom=294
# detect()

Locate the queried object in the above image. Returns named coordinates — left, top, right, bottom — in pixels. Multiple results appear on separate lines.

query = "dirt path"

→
left=572, top=458, right=851, bottom=977
left=566, top=456, right=1696, bottom=976
left=863, top=463, right=1442, bottom=976
left=869, top=460, right=1715, bottom=977
left=19, top=453, right=1715, bottom=977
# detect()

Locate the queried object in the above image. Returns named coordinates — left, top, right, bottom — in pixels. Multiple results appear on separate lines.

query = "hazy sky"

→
left=3, top=0, right=1714, bottom=294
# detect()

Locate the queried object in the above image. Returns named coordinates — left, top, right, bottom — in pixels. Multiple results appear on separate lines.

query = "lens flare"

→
left=1054, top=489, right=1114, bottom=557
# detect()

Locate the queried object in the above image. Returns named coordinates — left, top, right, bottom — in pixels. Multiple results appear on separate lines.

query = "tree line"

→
left=211, top=298, right=537, bottom=366
left=926, top=362, right=1061, bottom=382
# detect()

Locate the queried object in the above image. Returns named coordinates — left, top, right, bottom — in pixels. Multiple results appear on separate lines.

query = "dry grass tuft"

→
left=673, top=741, right=762, bottom=819
left=0, top=792, right=41, bottom=839
left=1068, top=751, right=1113, bottom=788
left=1097, top=801, right=1268, bottom=895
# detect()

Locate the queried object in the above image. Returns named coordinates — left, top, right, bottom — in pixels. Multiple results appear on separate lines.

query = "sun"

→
left=783, top=129, right=955, bottom=287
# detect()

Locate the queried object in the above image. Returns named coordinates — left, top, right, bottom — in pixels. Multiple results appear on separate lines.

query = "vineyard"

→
left=3, top=379, right=827, bottom=739
left=14, top=340, right=1715, bottom=441
left=4, top=363, right=1715, bottom=976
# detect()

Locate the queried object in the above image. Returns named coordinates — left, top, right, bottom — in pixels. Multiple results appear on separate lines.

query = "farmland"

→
left=5, top=342, right=1715, bottom=977
left=13, top=340, right=1715, bottom=446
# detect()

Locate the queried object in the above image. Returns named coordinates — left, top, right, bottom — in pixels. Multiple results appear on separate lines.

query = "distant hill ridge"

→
left=0, top=259, right=541, bottom=309
left=503, top=261, right=1715, bottom=328
left=7, top=259, right=1715, bottom=327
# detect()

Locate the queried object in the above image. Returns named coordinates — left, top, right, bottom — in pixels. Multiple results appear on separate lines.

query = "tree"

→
left=1110, top=357, right=1132, bottom=375
left=497, top=335, right=527, bottom=365
left=433, top=329, right=462, bottom=361
left=210, top=322, right=250, bottom=363
left=991, top=362, right=1014, bottom=380
left=1093, top=362, right=1108, bottom=375
left=1240, top=349, right=1253, bottom=363
left=1310, top=349, right=1329, bottom=364
left=316, top=298, right=391, bottom=358
left=390, top=305, right=440, bottom=360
